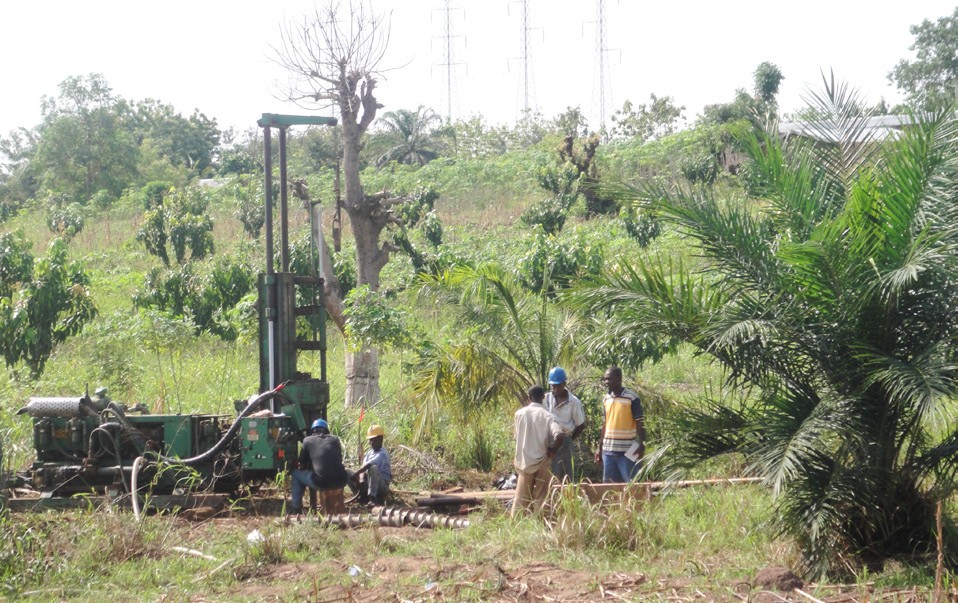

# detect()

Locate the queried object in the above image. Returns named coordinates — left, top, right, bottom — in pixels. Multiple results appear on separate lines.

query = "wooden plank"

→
left=420, top=477, right=763, bottom=504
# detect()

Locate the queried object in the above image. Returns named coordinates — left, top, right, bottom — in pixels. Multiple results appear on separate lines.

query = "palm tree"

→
left=410, top=263, right=580, bottom=442
left=375, top=106, right=443, bottom=167
left=573, top=75, right=958, bottom=577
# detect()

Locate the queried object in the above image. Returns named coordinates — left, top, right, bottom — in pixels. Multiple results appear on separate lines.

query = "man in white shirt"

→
left=512, top=385, right=565, bottom=517
left=544, top=366, right=586, bottom=480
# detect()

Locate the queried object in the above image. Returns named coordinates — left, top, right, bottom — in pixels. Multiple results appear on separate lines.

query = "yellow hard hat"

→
left=366, top=424, right=385, bottom=439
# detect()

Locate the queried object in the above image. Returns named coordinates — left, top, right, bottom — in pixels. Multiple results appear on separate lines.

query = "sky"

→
left=2, top=1, right=956, bottom=138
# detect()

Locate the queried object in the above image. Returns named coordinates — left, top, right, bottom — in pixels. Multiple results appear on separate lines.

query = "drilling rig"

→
left=13, top=114, right=337, bottom=505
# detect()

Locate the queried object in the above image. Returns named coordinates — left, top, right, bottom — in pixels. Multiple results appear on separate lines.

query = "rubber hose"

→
left=146, top=388, right=278, bottom=467
left=132, top=455, right=145, bottom=521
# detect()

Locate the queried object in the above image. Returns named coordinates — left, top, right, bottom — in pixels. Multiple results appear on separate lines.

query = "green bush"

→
left=515, top=230, right=604, bottom=294
left=89, top=189, right=115, bottom=210
left=621, top=208, right=661, bottom=247
left=133, top=257, right=255, bottom=341
left=46, top=202, right=85, bottom=241
left=0, top=239, right=97, bottom=377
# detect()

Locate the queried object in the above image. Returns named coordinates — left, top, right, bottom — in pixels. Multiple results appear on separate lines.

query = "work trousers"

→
left=365, top=464, right=390, bottom=502
left=550, top=437, right=576, bottom=481
left=511, top=463, right=554, bottom=517
left=601, top=452, right=640, bottom=483
left=289, top=469, right=316, bottom=513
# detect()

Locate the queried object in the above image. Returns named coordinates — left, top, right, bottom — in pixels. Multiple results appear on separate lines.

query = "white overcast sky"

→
left=1, top=1, right=955, bottom=137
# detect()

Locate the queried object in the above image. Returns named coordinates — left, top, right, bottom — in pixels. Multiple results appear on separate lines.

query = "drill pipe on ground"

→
left=321, top=506, right=470, bottom=530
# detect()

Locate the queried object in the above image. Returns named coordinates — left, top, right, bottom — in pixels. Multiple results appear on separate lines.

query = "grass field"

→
left=1, top=181, right=955, bottom=601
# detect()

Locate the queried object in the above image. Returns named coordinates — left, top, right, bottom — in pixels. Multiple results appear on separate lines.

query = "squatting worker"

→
left=350, top=424, right=392, bottom=505
left=289, top=418, right=349, bottom=515
left=543, top=366, right=586, bottom=480
left=512, top=385, right=566, bottom=517
left=595, top=366, right=645, bottom=483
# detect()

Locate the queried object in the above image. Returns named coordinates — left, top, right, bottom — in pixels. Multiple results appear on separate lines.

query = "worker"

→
left=289, top=418, right=349, bottom=515
left=595, top=366, right=645, bottom=482
left=543, top=366, right=586, bottom=481
left=512, top=385, right=565, bottom=517
left=350, top=424, right=393, bottom=505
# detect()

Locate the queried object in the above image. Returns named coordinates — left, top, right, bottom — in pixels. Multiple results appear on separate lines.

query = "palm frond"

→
left=799, top=71, right=883, bottom=193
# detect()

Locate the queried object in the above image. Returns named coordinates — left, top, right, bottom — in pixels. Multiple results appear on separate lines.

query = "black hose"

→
left=88, top=422, right=123, bottom=459
left=145, top=387, right=279, bottom=467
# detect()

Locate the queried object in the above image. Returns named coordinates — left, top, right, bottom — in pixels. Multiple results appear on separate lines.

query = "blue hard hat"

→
left=548, top=366, right=567, bottom=385
left=311, top=418, right=329, bottom=431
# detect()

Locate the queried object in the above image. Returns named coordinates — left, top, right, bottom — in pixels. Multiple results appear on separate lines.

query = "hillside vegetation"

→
left=1, top=63, right=957, bottom=597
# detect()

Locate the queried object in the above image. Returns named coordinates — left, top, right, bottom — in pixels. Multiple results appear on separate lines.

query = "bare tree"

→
left=273, top=0, right=405, bottom=406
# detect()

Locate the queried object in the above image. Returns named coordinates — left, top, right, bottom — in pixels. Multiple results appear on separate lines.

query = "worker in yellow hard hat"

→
left=350, top=424, right=392, bottom=505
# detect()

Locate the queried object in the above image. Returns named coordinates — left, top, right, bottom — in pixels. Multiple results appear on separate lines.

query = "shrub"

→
left=89, top=189, right=115, bottom=210
left=136, top=185, right=214, bottom=266
left=621, top=208, right=661, bottom=247
left=133, top=257, right=255, bottom=341
left=516, top=230, right=604, bottom=294
left=46, top=202, right=85, bottom=241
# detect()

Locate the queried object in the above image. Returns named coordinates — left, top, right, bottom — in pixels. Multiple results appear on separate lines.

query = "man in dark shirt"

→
left=290, top=418, right=349, bottom=515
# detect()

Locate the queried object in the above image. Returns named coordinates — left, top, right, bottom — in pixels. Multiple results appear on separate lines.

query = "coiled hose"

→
left=130, top=385, right=284, bottom=520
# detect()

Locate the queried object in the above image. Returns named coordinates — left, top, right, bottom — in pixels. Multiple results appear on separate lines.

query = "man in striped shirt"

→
left=594, top=366, right=645, bottom=482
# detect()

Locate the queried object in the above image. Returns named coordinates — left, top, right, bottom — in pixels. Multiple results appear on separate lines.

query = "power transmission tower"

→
left=594, top=0, right=613, bottom=134
left=434, top=0, right=464, bottom=121
left=521, top=0, right=531, bottom=112
left=509, top=0, right=537, bottom=116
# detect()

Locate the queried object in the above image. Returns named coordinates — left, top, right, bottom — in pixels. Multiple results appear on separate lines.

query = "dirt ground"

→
left=193, top=517, right=940, bottom=603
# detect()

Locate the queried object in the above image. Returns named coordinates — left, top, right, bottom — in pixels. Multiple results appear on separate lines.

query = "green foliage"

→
left=700, top=89, right=757, bottom=126
left=387, top=187, right=448, bottom=278
left=343, top=285, right=411, bottom=351
left=136, top=184, right=214, bottom=266
left=89, top=189, right=115, bottom=210
left=225, top=176, right=266, bottom=239
left=521, top=164, right=578, bottom=234
left=33, top=74, right=139, bottom=204
left=139, top=180, right=173, bottom=210
left=411, top=264, right=580, bottom=440
left=421, top=211, right=443, bottom=247
left=133, top=257, right=255, bottom=341
left=680, top=152, right=719, bottom=185
left=552, top=106, right=590, bottom=138
left=516, top=230, right=604, bottom=295
left=132, top=99, right=220, bottom=174
left=621, top=207, right=661, bottom=247
left=169, top=207, right=214, bottom=264
left=394, top=186, right=439, bottom=226
left=575, top=79, right=958, bottom=577
left=0, top=232, right=34, bottom=299
left=0, top=127, right=40, bottom=212
left=0, top=239, right=97, bottom=377
left=890, top=7, right=958, bottom=111
left=753, top=62, right=785, bottom=105
left=0, top=513, right=54, bottom=597
left=374, top=106, right=445, bottom=167
left=610, top=94, right=685, bottom=141
left=544, top=487, right=662, bottom=551
left=217, top=128, right=261, bottom=176
left=46, top=202, right=85, bottom=241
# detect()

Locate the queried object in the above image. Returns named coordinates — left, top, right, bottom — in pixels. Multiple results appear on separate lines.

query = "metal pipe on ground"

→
left=321, top=506, right=470, bottom=530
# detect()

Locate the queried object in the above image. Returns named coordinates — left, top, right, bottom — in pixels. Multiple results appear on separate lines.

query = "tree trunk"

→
left=345, top=346, right=380, bottom=409
left=336, top=81, right=389, bottom=408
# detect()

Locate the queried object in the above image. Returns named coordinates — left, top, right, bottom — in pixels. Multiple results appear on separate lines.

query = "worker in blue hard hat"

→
left=543, top=366, right=586, bottom=481
left=289, top=418, right=349, bottom=515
